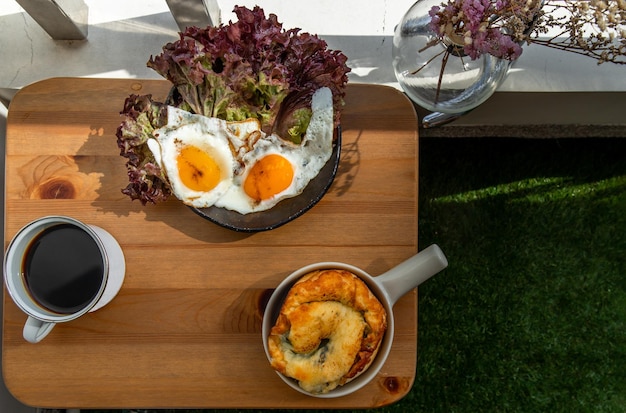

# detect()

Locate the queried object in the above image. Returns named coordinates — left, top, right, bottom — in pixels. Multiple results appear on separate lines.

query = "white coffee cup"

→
left=262, top=244, right=448, bottom=397
left=3, top=216, right=125, bottom=343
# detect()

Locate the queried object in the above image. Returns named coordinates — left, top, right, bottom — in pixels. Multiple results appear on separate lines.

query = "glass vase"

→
left=392, top=0, right=513, bottom=114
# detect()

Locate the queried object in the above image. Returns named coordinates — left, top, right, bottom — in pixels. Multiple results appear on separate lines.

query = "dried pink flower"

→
left=428, top=0, right=626, bottom=64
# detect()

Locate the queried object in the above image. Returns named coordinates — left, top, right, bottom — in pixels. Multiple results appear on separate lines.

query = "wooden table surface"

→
left=2, top=78, right=419, bottom=409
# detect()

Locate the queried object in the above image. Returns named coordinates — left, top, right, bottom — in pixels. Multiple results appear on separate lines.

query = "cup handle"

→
left=23, top=316, right=56, bottom=343
left=377, top=244, right=448, bottom=306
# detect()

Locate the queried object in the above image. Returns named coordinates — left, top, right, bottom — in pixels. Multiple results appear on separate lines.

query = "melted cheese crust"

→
left=268, top=269, right=387, bottom=394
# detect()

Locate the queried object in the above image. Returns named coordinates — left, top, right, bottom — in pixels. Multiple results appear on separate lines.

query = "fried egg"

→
left=215, top=87, right=333, bottom=214
left=149, top=87, right=334, bottom=214
left=148, top=111, right=236, bottom=208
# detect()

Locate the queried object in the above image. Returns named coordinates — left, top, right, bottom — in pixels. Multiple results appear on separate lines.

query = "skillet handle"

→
left=376, top=244, right=448, bottom=306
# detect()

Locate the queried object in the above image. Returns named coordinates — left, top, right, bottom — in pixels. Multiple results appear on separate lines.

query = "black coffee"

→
left=22, top=223, right=105, bottom=314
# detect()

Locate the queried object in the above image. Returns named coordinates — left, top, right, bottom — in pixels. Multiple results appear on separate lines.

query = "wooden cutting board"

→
left=3, top=78, right=419, bottom=409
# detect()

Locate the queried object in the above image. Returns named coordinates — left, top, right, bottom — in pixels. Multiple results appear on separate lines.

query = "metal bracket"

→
left=165, top=0, right=221, bottom=32
left=16, top=0, right=88, bottom=40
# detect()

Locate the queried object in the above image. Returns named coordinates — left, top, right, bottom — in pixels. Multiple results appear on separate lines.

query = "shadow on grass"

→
left=414, top=137, right=626, bottom=413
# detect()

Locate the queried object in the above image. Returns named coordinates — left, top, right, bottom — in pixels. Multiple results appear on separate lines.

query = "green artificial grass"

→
left=86, top=137, right=626, bottom=413
left=413, top=137, right=626, bottom=413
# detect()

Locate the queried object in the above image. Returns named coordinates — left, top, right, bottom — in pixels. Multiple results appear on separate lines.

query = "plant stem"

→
left=435, top=50, right=450, bottom=104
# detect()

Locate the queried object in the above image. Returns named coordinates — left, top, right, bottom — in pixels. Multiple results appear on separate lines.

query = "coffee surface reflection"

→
left=23, top=223, right=105, bottom=314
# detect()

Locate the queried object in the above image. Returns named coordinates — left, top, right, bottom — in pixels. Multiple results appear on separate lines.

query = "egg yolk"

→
left=177, top=146, right=222, bottom=192
left=244, top=154, right=294, bottom=201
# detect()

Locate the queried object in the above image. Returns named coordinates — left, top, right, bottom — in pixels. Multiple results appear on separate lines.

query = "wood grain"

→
left=3, top=78, right=418, bottom=409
